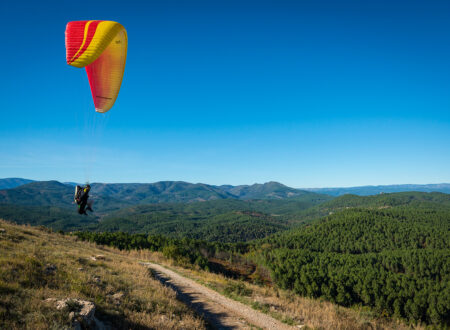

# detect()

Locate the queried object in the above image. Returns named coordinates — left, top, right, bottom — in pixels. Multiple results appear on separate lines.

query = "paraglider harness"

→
left=75, top=185, right=93, bottom=215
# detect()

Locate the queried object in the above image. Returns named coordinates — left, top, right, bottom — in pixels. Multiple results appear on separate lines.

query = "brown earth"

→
left=142, top=262, right=296, bottom=330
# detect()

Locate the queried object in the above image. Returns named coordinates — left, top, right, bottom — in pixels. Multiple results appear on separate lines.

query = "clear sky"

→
left=0, top=0, right=449, bottom=187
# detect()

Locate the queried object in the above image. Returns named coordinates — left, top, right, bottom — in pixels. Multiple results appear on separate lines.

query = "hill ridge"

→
left=2, top=177, right=450, bottom=196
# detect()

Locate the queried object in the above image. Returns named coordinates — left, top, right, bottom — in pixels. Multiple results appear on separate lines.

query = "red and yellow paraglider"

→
left=65, top=20, right=127, bottom=112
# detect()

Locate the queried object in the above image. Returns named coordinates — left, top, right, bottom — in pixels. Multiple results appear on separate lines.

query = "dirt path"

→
left=141, top=262, right=295, bottom=330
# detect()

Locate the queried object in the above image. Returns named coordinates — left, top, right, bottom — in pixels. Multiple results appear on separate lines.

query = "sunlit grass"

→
left=0, top=220, right=205, bottom=329
left=148, top=257, right=425, bottom=330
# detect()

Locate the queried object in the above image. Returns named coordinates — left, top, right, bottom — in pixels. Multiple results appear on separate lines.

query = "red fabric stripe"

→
left=65, top=20, right=103, bottom=64
left=66, top=21, right=88, bottom=63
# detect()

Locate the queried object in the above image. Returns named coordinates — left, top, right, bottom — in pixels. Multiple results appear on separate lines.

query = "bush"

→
left=224, top=281, right=252, bottom=297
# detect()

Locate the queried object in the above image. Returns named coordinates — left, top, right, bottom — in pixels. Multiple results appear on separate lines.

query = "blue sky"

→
left=0, top=0, right=449, bottom=187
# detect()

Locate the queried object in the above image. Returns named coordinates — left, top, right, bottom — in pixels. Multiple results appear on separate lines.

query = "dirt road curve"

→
left=141, top=262, right=295, bottom=330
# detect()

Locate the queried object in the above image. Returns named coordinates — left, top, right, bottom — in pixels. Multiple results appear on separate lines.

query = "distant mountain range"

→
left=0, top=178, right=34, bottom=190
left=0, top=180, right=332, bottom=236
left=0, top=178, right=449, bottom=201
left=217, top=181, right=305, bottom=199
left=0, top=178, right=449, bottom=243
left=1, top=179, right=448, bottom=241
left=303, top=183, right=450, bottom=196
left=0, top=181, right=126, bottom=213
left=0, top=180, right=327, bottom=213
left=91, top=181, right=235, bottom=203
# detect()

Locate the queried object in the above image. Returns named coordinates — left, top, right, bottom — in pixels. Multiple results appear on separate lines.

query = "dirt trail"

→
left=141, top=262, right=295, bottom=330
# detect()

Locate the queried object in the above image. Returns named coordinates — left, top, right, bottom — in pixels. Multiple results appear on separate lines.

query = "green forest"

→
left=257, top=207, right=449, bottom=324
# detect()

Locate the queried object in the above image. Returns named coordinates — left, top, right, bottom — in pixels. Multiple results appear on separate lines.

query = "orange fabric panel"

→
left=85, top=28, right=127, bottom=112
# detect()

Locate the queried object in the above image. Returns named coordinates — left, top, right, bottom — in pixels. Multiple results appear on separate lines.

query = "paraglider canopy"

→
left=65, top=20, right=127, bottom=113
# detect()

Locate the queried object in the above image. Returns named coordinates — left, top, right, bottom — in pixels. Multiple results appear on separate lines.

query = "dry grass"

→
left=148, top=259, right=426, bottom=330
left=0, top=220, right=205, bottom=329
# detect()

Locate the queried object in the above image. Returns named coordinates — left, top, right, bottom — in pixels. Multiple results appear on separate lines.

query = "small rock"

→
left=0, top=228, right=5, bottom=233
left=91, top=255, right=106, bottom=261
left=56, top=299, right=69, bottom=310
left=78, top=300, right=95, bottom=320
left=44, top=298, right=57, bottom=303
left=112, top=292, right=124, bottom=300
left=297, top=325, right=306, bottom=329
left=109, top=291, right=125, bottom=306
left=78, top=267, right=84, bottom=271
left=55, top=298, right=96, bottom=328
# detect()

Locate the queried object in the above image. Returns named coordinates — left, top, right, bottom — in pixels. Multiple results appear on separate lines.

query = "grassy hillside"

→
left=73, top=222, right=432, bottom=329
left=0, top=220, right=204, bottom=329
left=1, top=220, right=422, bottom=330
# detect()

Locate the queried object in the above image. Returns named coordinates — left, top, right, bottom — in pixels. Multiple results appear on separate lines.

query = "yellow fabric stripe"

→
left=69, top=21, right=124, bottom=68
left=69, top=20, right=94, bottom=64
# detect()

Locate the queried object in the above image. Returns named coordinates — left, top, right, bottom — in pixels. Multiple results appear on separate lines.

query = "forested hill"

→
left=262, top=206, right=449, bottom=252
left=217, top=181, right=309, bottom=199
left=0, top=204, right=97, bottom=230
left=322, top=191, right=450, bottom=209
left=0, top=181, right=331, bottom=239
left=0, top=178, right=34, bottom=189
left=0, top=181, right=125, bottom=212
left=0, top=180, right=328, bottom=207
left=256, top=205, right=450, bottom=324
left=92, top=195, right=331, bottom=242
left=3, top=178, right=450, bottom=196
left=1, top=184, right=449, bottom=244
left=304, top=183, right=450, bottom=196
left=91, top=181, right=234, bottom=203
left=90, top=181, right=323, bottom=202
left=289, top=191, right=450, bottom=222
left=95, top=192, right=448, bottom=244
left=0, top=181, right=74, bottom=207
left=0, top=181, right=232, bottom=209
